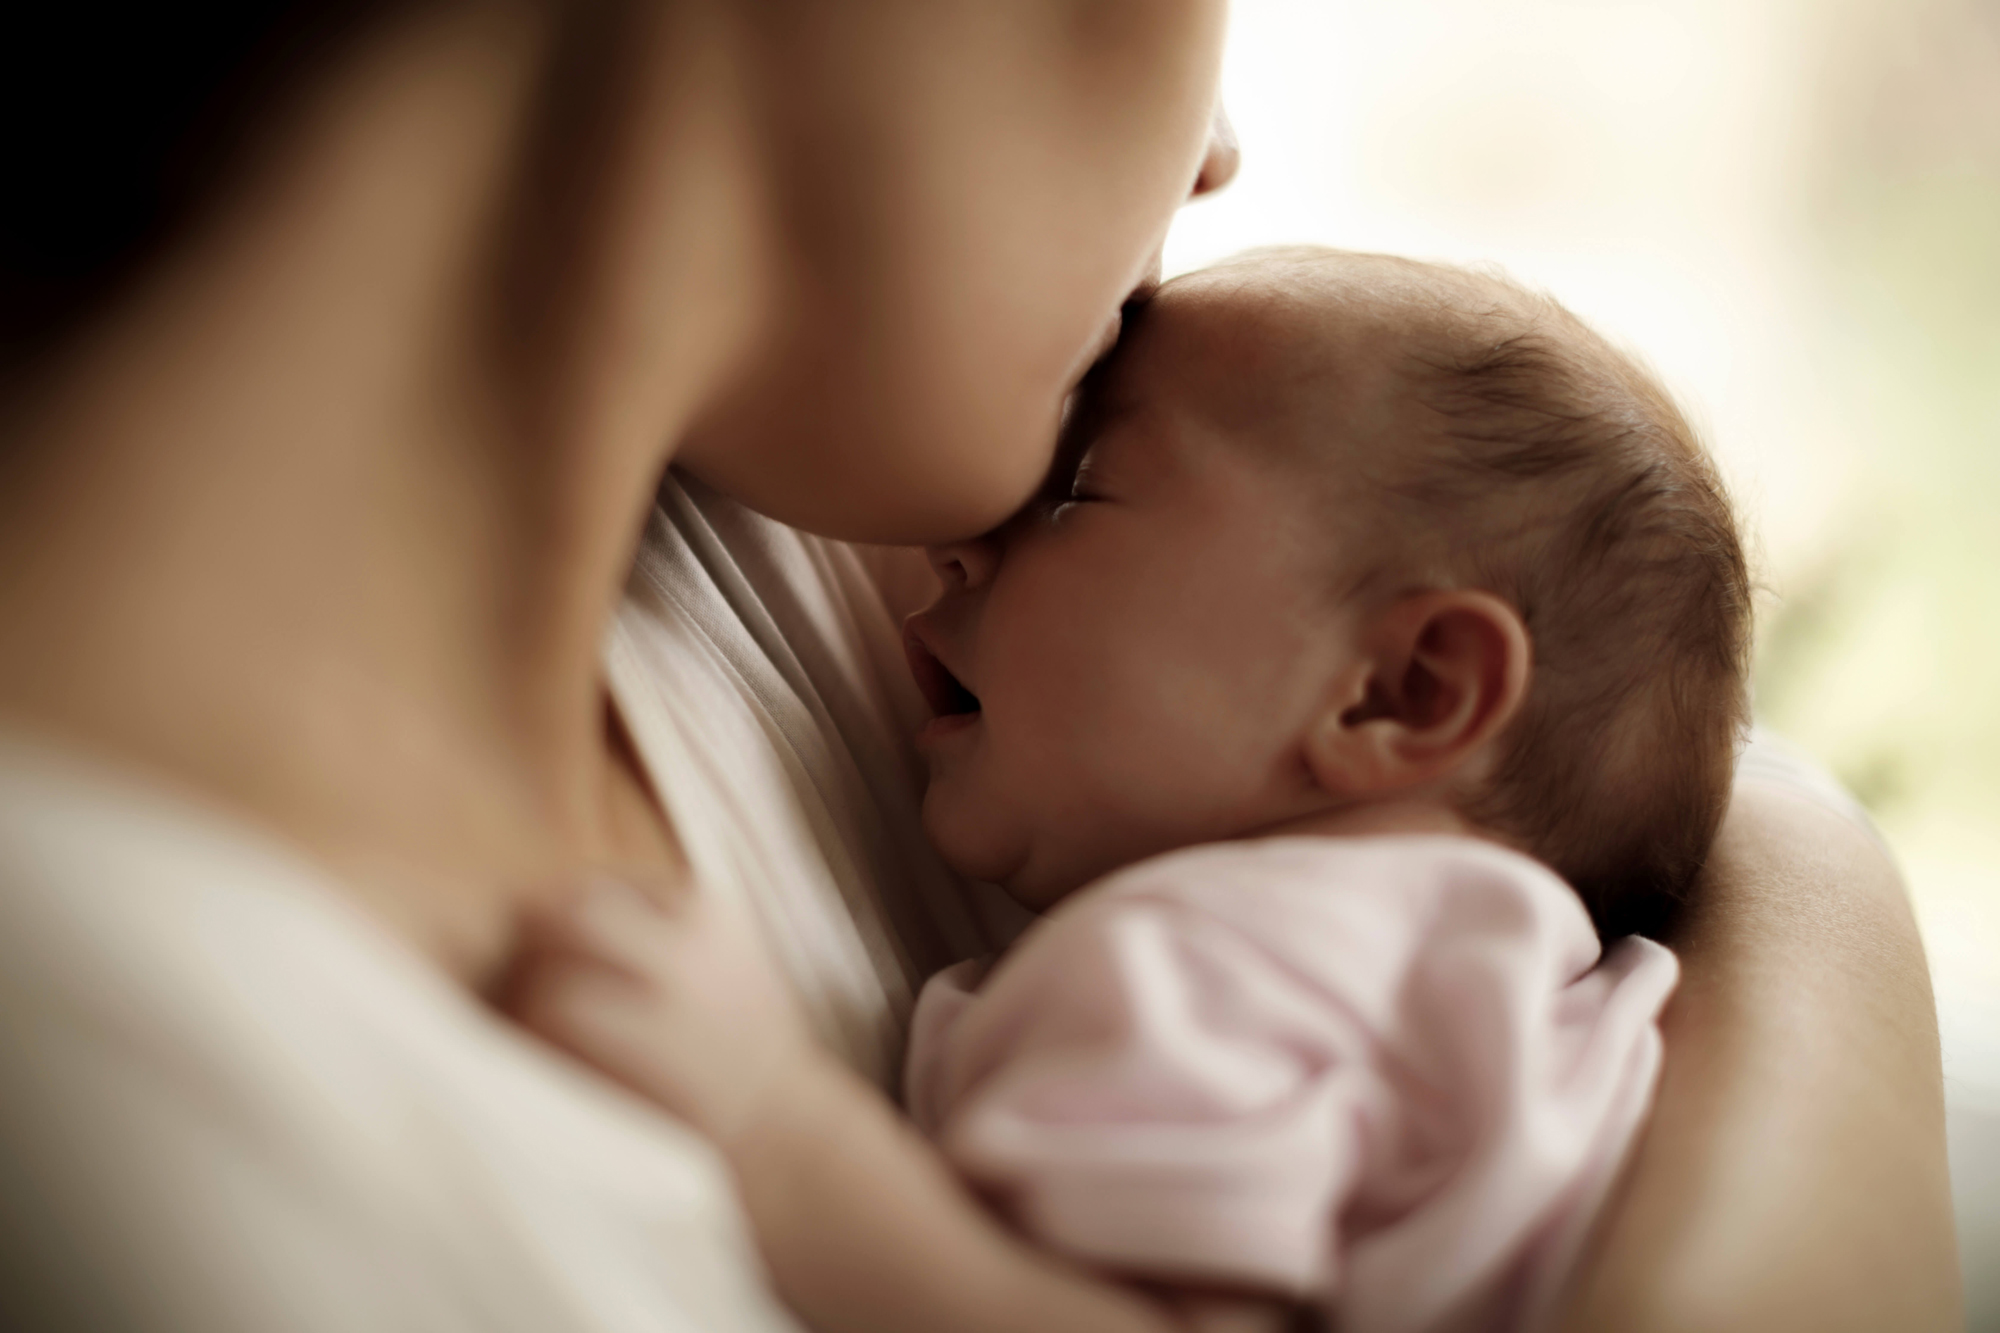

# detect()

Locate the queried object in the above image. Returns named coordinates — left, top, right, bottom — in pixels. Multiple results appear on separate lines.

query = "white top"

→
left=0, top=471, right=1863, bottom=1330
left=0, top=738, right=795, bottom=1333
left=604, top=474, right=1028, bottom=1089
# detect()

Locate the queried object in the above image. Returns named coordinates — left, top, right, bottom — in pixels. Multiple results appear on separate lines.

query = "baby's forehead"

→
left=1134, top=253, right=1511, bottom=448
left=1159, top=252, right=1515, bottom=363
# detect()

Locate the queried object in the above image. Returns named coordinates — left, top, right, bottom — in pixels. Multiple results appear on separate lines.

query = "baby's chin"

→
left=919, top=785, right=1083, bottom=910
left=920, top=783, right=1025, bottom=888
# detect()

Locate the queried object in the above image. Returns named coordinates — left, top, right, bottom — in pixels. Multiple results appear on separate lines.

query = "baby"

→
left=517, top=248, right=1752, bottom=1333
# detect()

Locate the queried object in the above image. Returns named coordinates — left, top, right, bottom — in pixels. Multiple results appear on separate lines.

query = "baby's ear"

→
left=1302, top=590, right=1531, bottom=800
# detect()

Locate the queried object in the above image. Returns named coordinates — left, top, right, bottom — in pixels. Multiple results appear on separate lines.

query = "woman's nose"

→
left=926, top=536, right=1000, bottom=593
left=1191, top=102, right=1239, bottom=198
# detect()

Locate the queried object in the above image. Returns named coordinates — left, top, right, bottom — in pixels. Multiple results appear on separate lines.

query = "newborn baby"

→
left=518, top=248, right=1752, bottom=1333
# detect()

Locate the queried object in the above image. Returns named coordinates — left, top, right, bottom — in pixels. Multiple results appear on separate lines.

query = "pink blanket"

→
left=905, top=835, right=1677, bottom=1333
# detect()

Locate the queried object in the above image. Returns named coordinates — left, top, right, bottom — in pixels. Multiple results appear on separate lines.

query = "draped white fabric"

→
left=607, top=472, right=1030, bottom=1087
left=907, top=837, right=1677, bottom=1333
left=0, top=737, right=799, bottom=1333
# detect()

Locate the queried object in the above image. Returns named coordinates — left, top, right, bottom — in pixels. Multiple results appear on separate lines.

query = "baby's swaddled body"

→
left=906, top=837, right=1676, bottom=1333
left=893, top=246, right=1750, bottom=1331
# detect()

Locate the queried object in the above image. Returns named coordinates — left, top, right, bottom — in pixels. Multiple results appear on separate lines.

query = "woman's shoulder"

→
left=0, top=733, right=795, bottom=1333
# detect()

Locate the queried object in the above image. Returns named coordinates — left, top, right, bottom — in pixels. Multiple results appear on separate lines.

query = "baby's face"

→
left=905, top=276, right=1397, bottom=907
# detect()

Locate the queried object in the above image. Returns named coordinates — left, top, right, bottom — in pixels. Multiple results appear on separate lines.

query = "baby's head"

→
left=905, top=247, right=1751, bottom=936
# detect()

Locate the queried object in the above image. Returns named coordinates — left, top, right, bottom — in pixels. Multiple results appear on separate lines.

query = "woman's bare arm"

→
left=1554, top=783, right=1961, bottom=1331
left=727, top=1057, right=1195, bottom=1333
left=513, top=881, right=1187, bottom=1333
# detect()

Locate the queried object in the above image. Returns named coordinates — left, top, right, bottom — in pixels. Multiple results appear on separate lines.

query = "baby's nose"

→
left=925, top=536, right=1000, bottom=593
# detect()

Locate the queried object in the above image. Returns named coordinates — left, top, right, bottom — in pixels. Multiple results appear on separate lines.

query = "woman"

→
left=0, top=2, right=1958, bottom=1329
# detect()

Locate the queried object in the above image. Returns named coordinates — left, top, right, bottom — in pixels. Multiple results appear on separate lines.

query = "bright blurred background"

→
left=1162, top=0, right=1999, bottom=1320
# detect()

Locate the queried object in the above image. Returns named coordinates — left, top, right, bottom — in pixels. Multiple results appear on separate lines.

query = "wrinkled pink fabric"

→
left=905, top=835, right=1677, bottom=1333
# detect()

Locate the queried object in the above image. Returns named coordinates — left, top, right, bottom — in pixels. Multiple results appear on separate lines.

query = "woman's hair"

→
left=1, top=2, right=395, bottom=373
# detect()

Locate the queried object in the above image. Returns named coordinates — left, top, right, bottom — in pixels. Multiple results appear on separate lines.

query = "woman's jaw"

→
left=668, top=2, right=1231, bottom=547
left=0, top=0, right=1234, bottom=979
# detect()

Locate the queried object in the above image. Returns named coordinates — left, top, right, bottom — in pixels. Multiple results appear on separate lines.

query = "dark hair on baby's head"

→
left=1213, top=246, right=1753, bottom=937
left=1394, top=264, right=1751, bottom=937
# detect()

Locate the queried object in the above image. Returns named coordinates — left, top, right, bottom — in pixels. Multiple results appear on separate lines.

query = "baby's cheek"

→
left=1082, top=657, right=1290, bottom=842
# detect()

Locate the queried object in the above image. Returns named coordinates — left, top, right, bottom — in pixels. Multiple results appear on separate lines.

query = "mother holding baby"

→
left=0, top=1, right=1959, bottom=1330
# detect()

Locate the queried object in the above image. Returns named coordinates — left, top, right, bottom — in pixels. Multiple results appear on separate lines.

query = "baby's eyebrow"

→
left=1071, top=382, right=1142, bottom=444
left=1038, top=426, right=1093, bottom=504
left=1046, top=386, right=1121, bottom=489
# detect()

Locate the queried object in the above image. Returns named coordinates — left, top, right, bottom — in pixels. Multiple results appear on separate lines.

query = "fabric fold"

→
left=906, top=835, right=1677, bottom=1333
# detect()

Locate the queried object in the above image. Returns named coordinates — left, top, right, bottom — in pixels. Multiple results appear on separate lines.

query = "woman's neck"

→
left=0, top=3, right=768, bottom=980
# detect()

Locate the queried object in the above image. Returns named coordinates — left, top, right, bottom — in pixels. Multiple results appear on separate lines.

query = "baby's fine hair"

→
left=1236, top=247, right=1753, bottom=937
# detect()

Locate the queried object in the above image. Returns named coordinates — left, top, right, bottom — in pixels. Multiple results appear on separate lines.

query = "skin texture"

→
left=907, top=265, right=1531, bottom=904
left=0, top=2, right=1957, bottom=1328
left=674, top=2, right=1233, bottom=544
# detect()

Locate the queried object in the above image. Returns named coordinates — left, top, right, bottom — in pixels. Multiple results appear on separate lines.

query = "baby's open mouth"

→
left=904, top=628, right=981, bottom=721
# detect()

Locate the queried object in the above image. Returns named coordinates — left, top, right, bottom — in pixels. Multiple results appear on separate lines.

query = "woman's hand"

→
left=508, top=878, right=1189, bottom=1333
left=507, top=877, right=819, bottom=1148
